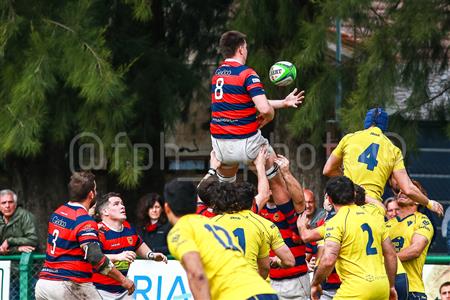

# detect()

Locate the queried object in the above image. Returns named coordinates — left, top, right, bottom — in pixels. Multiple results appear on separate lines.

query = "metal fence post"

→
left=19, top=253, right=32, bottom=300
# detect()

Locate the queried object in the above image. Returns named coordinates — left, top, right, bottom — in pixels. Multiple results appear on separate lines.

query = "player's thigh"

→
left=62, top=281, right=102, bottom=300
left=245, top=131, right=271, bottom=161
left=270, top=275, right=310, bottom=300
left=211, top=136, right=248, bottom=164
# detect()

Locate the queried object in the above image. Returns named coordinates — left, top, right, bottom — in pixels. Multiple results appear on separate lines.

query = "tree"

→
left=230, top=0, right=449, bottom=143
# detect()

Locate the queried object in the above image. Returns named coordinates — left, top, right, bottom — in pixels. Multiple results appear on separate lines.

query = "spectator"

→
left=136, top=193, right=171, bottom=255
left=0, top=189, right=38, bottom=254
left=384, top=197, right=400, bottom=220
left=303, top=189, right=326, bottom=229
left=441, top=282, right=450, bottom=300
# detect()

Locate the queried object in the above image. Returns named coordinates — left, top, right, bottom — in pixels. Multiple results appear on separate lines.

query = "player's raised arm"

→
left=181, top=251, right=211, bottom=300
left=253, top=146, right=271, bottom=209
left=275, top=154, right=305, bottom=213
left=392, top=169, right=443, bottom=216
left=267, top=88, right=305, bottom=109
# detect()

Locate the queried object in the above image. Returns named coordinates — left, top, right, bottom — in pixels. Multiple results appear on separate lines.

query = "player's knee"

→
left=217, top=171, right=237, bottom=183
left=265, top=164, right=279, bottom=180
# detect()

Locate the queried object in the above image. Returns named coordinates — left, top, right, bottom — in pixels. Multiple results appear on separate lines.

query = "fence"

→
left=0, top=253, right=449, bottom=300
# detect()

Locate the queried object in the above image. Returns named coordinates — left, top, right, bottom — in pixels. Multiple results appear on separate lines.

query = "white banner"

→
left=0, top=261, right=10, bottom=300
left=127, top=260, right=192, bottom=300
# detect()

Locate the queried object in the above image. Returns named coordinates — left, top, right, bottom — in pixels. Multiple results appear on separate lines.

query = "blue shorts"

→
left=395, top=273, right=409, bottom=300
left=247, top=294, right=279, bottom=300
left=408, top=292, right=427, bottom=300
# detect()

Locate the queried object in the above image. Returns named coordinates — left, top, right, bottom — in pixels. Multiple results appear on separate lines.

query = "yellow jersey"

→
left=332, top=127, right=405, bottom=200
left=325, top=204, right=389, bottom=299
left=167, top=214, right=275, bottom=300
left=361, top=203, right=406, bottom=275
left=385, top=211, right=434, bottom=293
left=212, top=210, right=284, bottom=272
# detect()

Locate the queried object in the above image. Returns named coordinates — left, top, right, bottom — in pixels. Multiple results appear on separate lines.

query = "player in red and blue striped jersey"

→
left=210, top=30, right=304, bottom=211
left=92, top=193, right=167, bottom=300
left=35, top=172, right=134, bottom=300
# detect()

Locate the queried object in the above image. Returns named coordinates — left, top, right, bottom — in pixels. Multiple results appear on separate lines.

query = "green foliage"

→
left=0, top=0, right=233, bottom=187
left=230, top=0, right=449, bottom=144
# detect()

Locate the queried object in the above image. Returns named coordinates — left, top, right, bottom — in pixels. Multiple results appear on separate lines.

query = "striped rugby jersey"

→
left=39, top=202, right=100, bottom=283
left=92, top=221, right=143, bottom=294
left=257, top=201, right=308, bottom=280
left=210, top=59, right=265, bottom=139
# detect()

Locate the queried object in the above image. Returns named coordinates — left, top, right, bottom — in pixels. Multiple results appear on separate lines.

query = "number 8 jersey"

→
left=39, top=202, right=100, bottom=283
left=210, top=59, right=265, bottom=139
left=331, top=126, right=405, bottom=201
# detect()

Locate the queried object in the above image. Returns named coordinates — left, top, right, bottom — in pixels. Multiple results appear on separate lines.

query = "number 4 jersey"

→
left=167, top=214, right=275, bottom=300
left=39, top=202, right=100, bottom=283
left=331, top=126, right=405, bottom=200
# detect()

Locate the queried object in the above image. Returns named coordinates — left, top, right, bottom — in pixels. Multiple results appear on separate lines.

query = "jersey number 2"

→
left=358, top=143, right=380, bottom=171
left=361, top=223, right=377, bottom=255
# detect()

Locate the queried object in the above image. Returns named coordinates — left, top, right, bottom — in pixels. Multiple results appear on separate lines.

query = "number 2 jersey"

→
left=331, top=126, right=405, bottom=200
left=39, top=202, right=100, bottom=283
left=210, top=59, right=265, bottom=139
left=167, top=214, right=275, bottom=300
left=324, top=204, right=389, bottom=299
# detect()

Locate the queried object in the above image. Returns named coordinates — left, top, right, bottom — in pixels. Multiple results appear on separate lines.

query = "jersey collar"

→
left=67, top=201, right=88, bottom=211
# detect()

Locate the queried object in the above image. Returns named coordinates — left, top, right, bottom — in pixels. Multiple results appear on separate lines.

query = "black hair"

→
left=210, top=182, right=256, bottom=214
left=219, top=31, right=246, bottom=58
left=354, top=184, right=366, bottom=206
left=440, top=282, right=450, bottom=294
left=164, top=179, right=197, bottom=217
left=325, top=176, right=355, bottom=205
left=197, top=177, right=218, bottom=207
left=136, top=193, right=167, bottom=227
left=95, top=192, right=121, bottom=218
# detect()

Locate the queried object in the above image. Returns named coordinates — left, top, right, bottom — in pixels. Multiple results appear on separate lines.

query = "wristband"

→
left=208, top=168, right=216, bottom=176
left=426, top=200, right=434, bottom=210
left=147, top=251, right=155, bottom=260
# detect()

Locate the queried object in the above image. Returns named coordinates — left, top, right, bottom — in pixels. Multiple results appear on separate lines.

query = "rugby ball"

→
left=269, top=61, right=297, bottom=86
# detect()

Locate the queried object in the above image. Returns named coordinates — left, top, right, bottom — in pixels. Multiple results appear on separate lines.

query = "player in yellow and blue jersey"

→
left=323, top=107, right=443, bottom=216
left=386, top=180, right=434, bottom=300
left=164, top=179, right=278, bottom=300
left=211, top=181, right=295, bottom=278
left=310, top=176, right=398, bottom=300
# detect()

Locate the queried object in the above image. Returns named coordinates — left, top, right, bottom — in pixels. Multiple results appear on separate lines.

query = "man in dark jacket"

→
left=0, top=189, right=38, bottom=253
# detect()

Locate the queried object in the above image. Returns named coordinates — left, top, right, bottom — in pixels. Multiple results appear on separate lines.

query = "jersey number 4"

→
left=358, top=143, right=380, bottom=171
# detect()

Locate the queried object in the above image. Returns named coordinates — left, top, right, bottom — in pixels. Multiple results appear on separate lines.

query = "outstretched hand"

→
left=283, top=88, right=305, bottom=108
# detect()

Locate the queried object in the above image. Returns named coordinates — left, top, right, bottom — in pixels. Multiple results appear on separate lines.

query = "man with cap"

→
left=322, top=107, right=443, bottom=216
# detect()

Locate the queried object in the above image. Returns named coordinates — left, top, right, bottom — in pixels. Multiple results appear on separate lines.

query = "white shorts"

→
left=211, top=130, right=273, bottom=165
left=98, top=289, right=132, bottom=300
left=35, top=279, right=102, bottom=300
left=321, top=289, right=337, bottom=300
left=270, top=273, right=311, bottom=300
